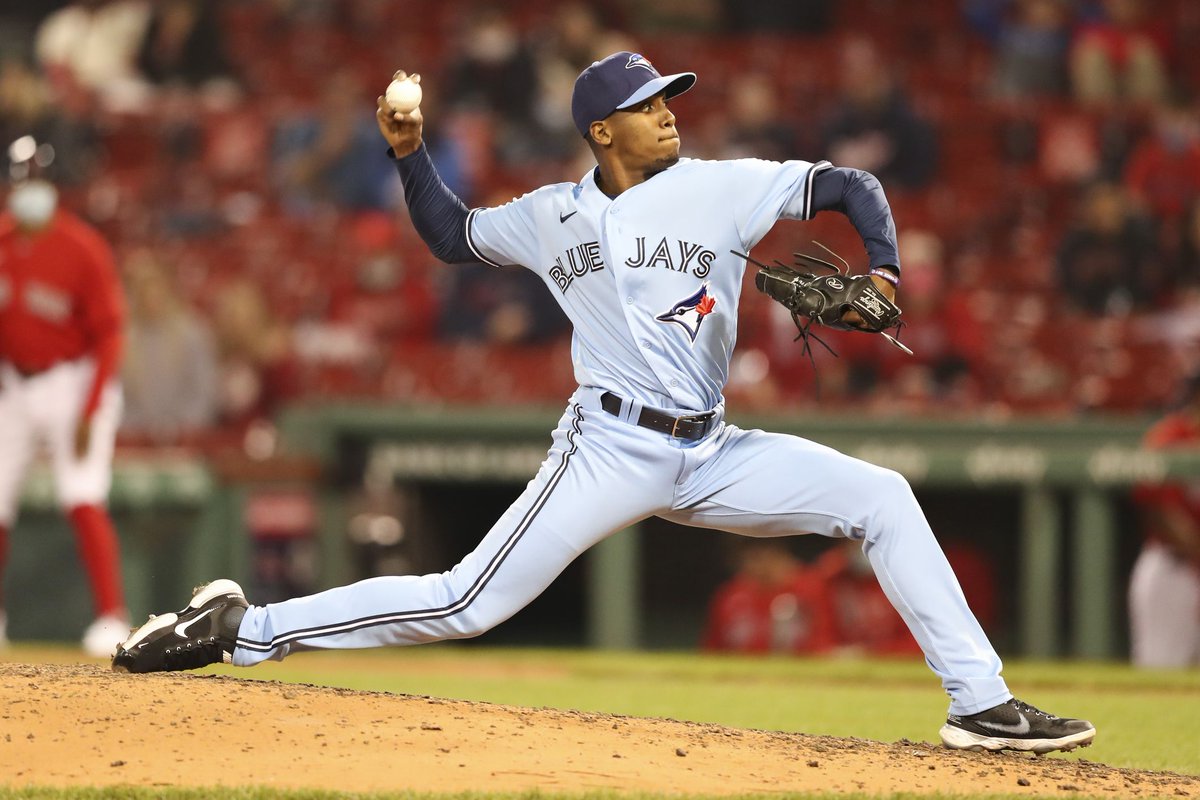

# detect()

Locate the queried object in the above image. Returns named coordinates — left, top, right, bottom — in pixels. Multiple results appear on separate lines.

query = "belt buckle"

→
left=672, top=414, right=704, bottom=439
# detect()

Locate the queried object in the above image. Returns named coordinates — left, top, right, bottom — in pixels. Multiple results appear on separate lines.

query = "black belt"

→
left=600, top=391, right=718, bottom=441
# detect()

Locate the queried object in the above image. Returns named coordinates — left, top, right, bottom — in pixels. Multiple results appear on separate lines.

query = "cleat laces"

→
left=1011, top=699, right=1056, bottom=720
left=161, top=637, right=224, bottom=671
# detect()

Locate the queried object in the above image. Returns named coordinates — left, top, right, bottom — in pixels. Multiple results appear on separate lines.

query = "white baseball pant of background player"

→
left=0, top=358, right=122, bottom=652
left=1128, top=542, right=1200, bottom=666
left=0, top=359, right=121, bottom=526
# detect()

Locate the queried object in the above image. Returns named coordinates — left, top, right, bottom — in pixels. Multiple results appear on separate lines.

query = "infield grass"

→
left=208, top=646, right=1200, bottom=775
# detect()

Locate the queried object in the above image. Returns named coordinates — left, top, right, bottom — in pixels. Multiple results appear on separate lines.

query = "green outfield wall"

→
left=12, top=404, right=1200, bottom=657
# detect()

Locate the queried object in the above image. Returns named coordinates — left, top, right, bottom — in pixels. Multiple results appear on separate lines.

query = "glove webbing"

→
left=789, top=307, right=838, bottom=398
left=740, top=251, right=845, bottom=394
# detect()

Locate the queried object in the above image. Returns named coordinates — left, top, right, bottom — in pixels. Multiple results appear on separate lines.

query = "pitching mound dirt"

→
left=0, top=663, right=1196, bottom=796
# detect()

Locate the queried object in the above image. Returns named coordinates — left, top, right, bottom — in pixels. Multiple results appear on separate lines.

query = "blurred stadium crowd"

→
left=4, top=0, right=1200, bottom=450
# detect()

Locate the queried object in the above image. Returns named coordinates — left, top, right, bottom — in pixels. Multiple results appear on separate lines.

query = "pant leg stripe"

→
left=235, top=404, right=585, bottom=652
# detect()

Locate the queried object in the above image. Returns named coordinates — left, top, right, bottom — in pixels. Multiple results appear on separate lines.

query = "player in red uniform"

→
left=1129, top=373, right=1200, bottom=667
left=813, top=540, right=923, bottom=656
left=702, top=540, right=838, bottom=654
left=705, top=538, right=994, bottom=657
left=0, top=140, right=128, bottom=656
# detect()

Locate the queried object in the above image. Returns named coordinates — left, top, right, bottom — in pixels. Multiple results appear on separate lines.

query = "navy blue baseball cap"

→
left=571, top=52, right=696, bottom=139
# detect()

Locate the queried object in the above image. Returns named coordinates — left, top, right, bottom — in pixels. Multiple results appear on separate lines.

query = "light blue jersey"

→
left=467, top=157, right=830, bottom=412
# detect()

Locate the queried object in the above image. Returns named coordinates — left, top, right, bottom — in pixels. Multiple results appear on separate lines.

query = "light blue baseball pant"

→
left=233, top=386, right=1011, bottom=715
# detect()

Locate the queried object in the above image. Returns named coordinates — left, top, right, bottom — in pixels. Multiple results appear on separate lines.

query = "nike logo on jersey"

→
left=625, top=236, right=715, bottom=278
left=175, top=607, right=217, bottom=639
left=559, top=210, right=578, bottom=223
left=656, top=282, right=716, bottom=343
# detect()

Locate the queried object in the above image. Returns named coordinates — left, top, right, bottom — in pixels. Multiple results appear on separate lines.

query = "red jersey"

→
left=1124, top=140, right=1200, bottom=220
left=814, top=546, right=922, bottom=656
left=1133, top=412, right=1200, bottom=544
left=0, top=209, right=124, bottom=416
left=702, top=565, right=838, bottom=654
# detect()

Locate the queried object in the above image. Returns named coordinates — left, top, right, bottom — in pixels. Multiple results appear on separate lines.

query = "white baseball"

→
left=386, top=78, right=422, bottom=113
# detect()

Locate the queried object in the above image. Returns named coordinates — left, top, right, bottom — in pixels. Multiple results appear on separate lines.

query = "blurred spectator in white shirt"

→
left=120, top=251, right=219, bottom=443
left=35, top=0, right=151, bottom=111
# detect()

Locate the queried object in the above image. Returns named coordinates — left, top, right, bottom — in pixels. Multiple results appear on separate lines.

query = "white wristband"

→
left=869, top=267, right=900, bottom=287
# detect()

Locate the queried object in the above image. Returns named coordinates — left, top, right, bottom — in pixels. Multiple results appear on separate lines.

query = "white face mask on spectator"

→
left=7, top=179, right=59, bottom=229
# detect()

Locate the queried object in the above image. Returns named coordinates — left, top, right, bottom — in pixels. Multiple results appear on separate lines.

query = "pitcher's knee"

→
left=859, top=467, right=919, bottom=527
left=866, top=465, right=914, bottom=502
left=442, top=606, right=503, bottom=640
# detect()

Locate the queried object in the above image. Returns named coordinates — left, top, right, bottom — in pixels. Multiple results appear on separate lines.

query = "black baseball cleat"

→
left=940, top=698, right=1096, bottom=754
left=111, top=579, right=248, bottom=674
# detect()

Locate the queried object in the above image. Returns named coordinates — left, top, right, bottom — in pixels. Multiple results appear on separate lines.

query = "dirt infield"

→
left=0, top=662, right=1196, bottom=797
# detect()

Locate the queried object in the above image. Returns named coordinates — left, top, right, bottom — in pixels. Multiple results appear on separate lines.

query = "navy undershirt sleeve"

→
left=809, top=166, right=900, bottom=273
left=389, top=143, right=478, bottom=264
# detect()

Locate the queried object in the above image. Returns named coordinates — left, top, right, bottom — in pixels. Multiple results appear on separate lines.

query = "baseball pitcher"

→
left=113, top=53, right=1095, bottom=754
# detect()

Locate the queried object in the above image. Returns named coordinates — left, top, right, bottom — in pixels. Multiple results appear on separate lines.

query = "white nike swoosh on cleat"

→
left=976, top=717, right=1032, bottom=735
left=174, top=607, right=218, bottom=638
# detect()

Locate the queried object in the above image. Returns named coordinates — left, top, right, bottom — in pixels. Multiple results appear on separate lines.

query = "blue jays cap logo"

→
left=625, top=54, right=657, bottom=74
left=656, top=283, right=716, bottom=343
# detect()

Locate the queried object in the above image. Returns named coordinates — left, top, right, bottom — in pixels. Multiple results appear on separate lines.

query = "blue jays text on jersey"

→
left=547, top=240, right=603, bottom=294
left=466, top=156, right=834, bottom=413
left=624, top=237, right=715, bottom=277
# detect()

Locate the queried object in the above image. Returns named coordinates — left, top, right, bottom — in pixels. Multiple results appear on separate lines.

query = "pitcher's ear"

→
left=589, top=120, right=611, bottom=145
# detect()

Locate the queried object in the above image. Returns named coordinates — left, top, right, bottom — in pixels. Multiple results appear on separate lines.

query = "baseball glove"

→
left=736, top=247, right=912, bottom=357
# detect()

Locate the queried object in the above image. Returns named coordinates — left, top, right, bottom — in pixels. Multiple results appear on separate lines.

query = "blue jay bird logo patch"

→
left=656, top=283, right=716, bottom=343
left=626, top=53, right=656, bottom=73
